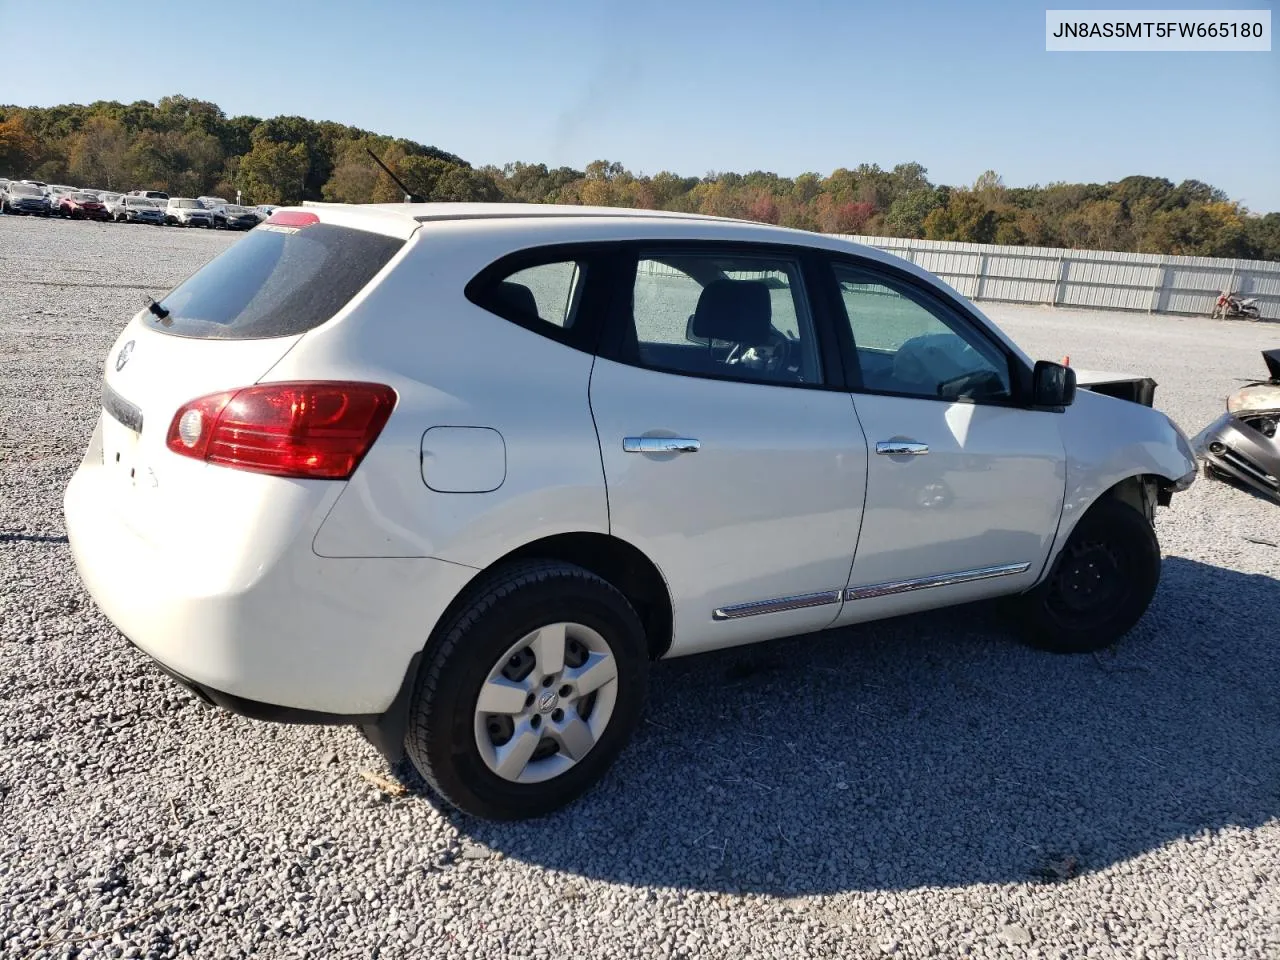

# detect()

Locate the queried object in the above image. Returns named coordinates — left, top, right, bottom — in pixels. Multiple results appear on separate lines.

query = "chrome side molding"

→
left=844, top=561, right=1030, bottom=601
left=712, top=589, right=842, bottom=621
left=712, top=562, right=1032, bottom=620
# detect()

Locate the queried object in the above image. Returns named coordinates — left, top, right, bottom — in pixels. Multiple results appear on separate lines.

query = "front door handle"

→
left=876, top=440, right=929, bottom=456
left=623, top=437, right=701, bottom=454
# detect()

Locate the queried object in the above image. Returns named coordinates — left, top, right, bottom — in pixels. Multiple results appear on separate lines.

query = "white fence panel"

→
left=833, top=234, right=1280, bottom=320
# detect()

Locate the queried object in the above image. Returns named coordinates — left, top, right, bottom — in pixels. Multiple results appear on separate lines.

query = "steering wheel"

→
left=937, top=368, right=1005, bottom=400
left=725, top=329, right=795, bottom=375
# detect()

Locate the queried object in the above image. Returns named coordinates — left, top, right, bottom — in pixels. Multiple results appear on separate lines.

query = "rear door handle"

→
left=623, top=437, right=701, bottom=454
left=876, top=441, right=929, bottom=456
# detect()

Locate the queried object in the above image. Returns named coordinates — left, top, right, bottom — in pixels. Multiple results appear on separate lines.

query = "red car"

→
left=59, top=192, right=112, bottom=221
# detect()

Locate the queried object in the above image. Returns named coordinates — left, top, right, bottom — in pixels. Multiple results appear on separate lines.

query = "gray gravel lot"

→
left=1, top=216, right=1278, bottom=960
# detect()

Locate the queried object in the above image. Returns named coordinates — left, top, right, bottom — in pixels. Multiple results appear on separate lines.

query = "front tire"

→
left=1013, top=497, right=1160, bottom=654
left=404, top=560, right=649, bottom=820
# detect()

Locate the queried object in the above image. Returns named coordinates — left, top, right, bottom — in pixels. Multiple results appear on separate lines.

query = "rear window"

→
left=148, top=222, right=405, bottom=339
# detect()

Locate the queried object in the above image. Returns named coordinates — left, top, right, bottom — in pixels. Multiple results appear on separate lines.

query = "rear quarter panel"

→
left=276, top=225, right=610, bottom=567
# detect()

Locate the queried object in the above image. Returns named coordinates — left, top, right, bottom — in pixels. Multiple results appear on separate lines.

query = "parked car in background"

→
left=198, top=196, right=228, bottom=210
left=165, top=198, right=213, bottom=228
left=210, top=203, right=258, bottom=231
left=63, top=203, right=1199, bottom=821
left=59, top=191, right=112, bottom=221
left=1, top=180, right=52, bottom=215
left=45, top=185, right=76, bottom=213
left=127, top=190, right=170, bottom=202
left=112, top=196, right=165, bottom=225
left=98, top=191, right=123, bottom=208
left=251, top=204, right=279, bottom=222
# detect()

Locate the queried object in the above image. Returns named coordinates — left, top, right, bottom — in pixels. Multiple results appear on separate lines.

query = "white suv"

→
left=64, top=203, right=1197, bottom=820
left=164, top=197, right=213, bottom=227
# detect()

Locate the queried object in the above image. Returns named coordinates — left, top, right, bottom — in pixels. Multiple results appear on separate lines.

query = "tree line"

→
left=2, top=95, right=1277, bottom=261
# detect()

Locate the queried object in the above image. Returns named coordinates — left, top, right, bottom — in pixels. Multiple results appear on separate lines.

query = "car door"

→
left=589, top=243, right=868, bottom=657
left=819, top=258, right=1068, bottom=627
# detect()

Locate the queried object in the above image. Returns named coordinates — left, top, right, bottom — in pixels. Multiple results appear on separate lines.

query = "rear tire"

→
left=1012, top=497, right=1161, bottom=654
left=404, top=560, right=649, bottom=820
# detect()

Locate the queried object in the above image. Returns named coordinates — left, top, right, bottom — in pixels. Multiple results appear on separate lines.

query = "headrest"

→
left=691, top=279, right=772, bottom=343
left=892, top=332, right=973, bottom=388
left=495, top=280, right=540, bottom=320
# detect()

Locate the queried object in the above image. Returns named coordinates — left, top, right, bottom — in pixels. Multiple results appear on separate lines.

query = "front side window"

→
left=831, top=262, right=1012, bottom=402
left=625, top=251, right=822, bottom=386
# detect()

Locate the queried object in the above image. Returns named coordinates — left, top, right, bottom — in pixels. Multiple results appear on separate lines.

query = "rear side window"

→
left=148, top=223, right=404, bottom=339
left=472, top=259, right=587, bottom=331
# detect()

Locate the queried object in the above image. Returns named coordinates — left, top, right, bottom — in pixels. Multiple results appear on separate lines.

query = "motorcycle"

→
left=1212, top=290, right=1262, bottom=321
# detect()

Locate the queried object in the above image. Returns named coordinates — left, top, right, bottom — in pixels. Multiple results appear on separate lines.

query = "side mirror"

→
left=1032, top=360, right=1076, bottom=409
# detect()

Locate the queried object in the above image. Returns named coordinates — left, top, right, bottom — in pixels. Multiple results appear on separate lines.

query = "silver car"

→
left=109, top=196, right=166, bottom=225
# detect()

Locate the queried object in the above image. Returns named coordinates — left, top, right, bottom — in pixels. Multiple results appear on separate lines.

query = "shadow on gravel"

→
left=0, top=532, right=69, bottom=544
left=435, top=556, right=1280, bottom=895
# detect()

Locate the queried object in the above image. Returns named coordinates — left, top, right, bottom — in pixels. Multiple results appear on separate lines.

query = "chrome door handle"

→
left=876, top=441, right=929, bottom=456
left=623, top=437, right=701, bottom=454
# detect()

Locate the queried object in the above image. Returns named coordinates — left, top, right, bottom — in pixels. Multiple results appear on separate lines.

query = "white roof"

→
left=301, top=200, right=751, bottom=225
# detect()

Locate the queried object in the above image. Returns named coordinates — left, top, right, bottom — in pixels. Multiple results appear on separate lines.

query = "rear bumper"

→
left=64, top=422, right=479, bottom=716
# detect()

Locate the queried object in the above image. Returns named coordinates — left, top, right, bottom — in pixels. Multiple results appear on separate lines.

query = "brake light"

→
left=265, top=210, right=320, bottom=228
left=166, top=382, right=397, bottom=479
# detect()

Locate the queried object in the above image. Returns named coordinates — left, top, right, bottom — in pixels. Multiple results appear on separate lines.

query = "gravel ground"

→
left=2, top=216, right=1278, bottom=960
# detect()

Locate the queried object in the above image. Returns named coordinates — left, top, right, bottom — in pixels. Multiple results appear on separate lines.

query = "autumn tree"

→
left=237, top=140, right=308, bottom=204
left=68, top=116, right=129, bottom=189
left=0, top=114, right=38, bottom=174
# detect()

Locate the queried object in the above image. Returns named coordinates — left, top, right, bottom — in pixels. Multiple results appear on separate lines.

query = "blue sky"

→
left=2, top=0, right=1277, bottom=210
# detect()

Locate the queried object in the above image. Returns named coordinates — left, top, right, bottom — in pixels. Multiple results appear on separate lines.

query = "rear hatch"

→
left=97, top=209, right=417, bottom=543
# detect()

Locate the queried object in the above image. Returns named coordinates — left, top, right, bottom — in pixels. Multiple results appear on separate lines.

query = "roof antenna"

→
left=366, top=147, right=423, bottom=203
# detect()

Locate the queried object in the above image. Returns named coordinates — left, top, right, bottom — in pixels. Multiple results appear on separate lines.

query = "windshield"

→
left=11, top=183, right=40, bottom=197
left=73, top=193, right=98, bottom=202
left=222, top=205, right=247, bottom=215
left=150, top=223, right=404, bottom=340
left=126, top=198, right=155, bottom=207
left=174, top=199, right=200, bottom=209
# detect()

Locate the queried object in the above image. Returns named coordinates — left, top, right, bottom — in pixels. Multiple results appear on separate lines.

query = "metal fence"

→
left=830, top=234, right=1280, bottom=321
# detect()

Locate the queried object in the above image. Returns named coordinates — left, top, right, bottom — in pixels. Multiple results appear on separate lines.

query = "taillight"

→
left=166, top=381, right=397, bottom=480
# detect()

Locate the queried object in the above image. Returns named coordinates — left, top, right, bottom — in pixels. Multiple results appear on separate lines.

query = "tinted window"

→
left=148, top=223, right=404, bottom=340
left=475, top=260, right=587, bottom=330
left=832, top=263, right=1012, bottom=402
left=626, top=252, right=822, bottom=386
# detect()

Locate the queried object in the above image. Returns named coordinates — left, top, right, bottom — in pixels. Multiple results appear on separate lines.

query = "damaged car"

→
left=1193, top=349, right=1280, bottom=503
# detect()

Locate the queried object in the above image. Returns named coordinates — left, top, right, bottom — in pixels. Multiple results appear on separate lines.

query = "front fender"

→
left=1038, top=390, right=1196, bottom=583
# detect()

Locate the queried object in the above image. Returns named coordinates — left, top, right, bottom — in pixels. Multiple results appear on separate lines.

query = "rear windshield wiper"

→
left=145, top=296, right=170, bottom=322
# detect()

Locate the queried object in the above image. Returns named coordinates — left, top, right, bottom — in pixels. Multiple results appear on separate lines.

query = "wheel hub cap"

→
left=473, top=621, right=620, bottom=785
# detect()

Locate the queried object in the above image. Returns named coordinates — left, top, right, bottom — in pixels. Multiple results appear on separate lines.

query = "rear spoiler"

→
left=1072, top=369, right=1157, bottom=407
